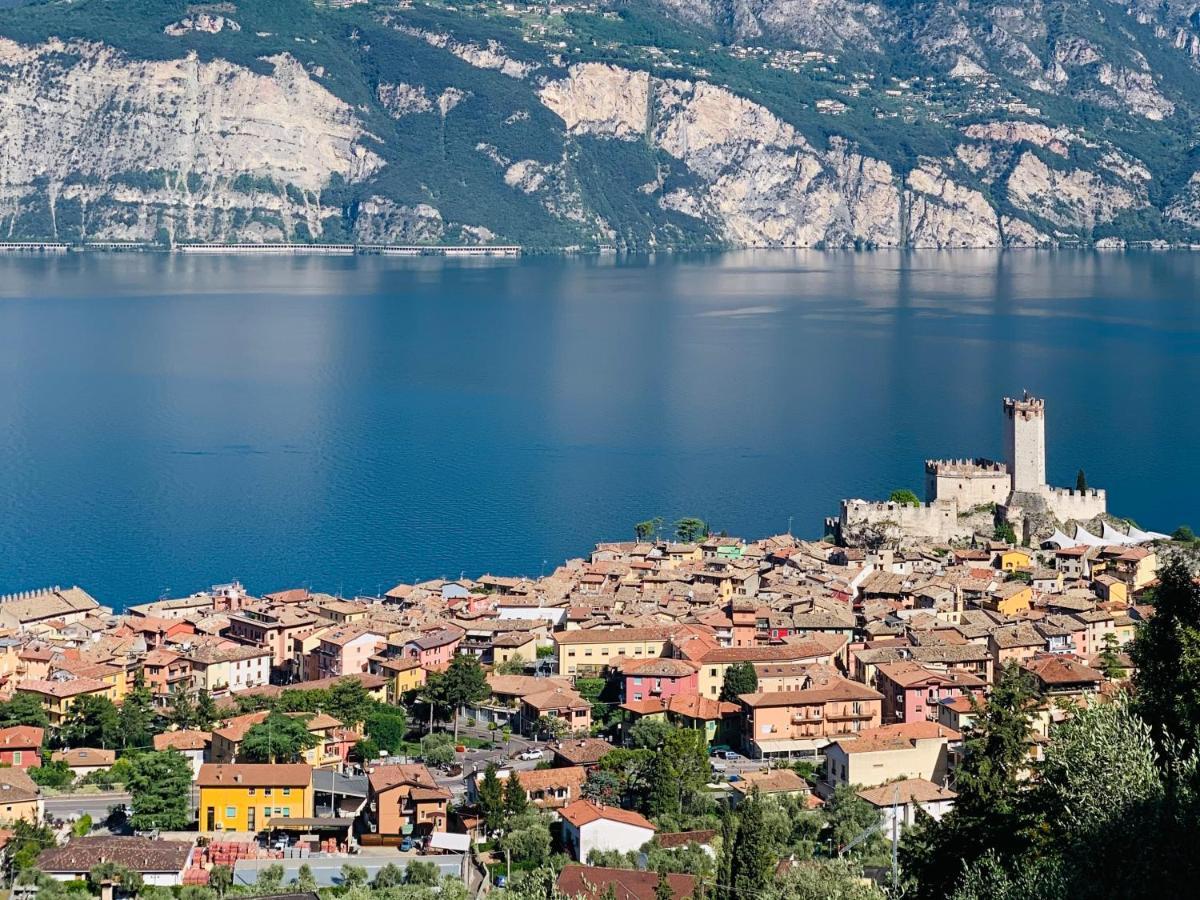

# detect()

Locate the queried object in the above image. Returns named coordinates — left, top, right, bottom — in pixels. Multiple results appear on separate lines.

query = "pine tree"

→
left=505, top=768, right=529, bottom=816
left=441, top=655, right=490, bottom=741
left=719, top=662, right=758, bottom=702
left=478, top=763, right=505, bottom=834
left=195, top=689, right=218, bottom=730
left=1098, top=633, right=1125, bottom=680
left=1076, top=468, right=1088, bottom=492
left=654, top=870, right=674, bottom=900
left=729, top=789, right=773, bottom=900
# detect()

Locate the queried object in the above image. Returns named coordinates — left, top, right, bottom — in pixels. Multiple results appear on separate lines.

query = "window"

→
left=567, top=650, right=576, bottom=658
left=711, top=668, right=718, bottom=677
left=248, top=788, right=256, bottom=796
left=264, top=788, right=273, bottom=796
left=11, top=751, right=20, bottom=765
left=282, top=808, right=290, bottom=818
left=633, top=693, right=642, bottom=701
left=282, top=788, right=291, bottom=796
left=633, top=677, right=642, bottom=686
left=225, top=806, right=236, bottom=818
left=584, top=650, right=592, bottom=657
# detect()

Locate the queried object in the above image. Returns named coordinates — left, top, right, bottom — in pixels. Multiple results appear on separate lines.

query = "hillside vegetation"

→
left=2, top=0, right=1200, bottom=249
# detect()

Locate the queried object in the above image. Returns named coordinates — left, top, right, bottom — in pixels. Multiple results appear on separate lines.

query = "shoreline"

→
left=0, top=241, right=1197, bottom=256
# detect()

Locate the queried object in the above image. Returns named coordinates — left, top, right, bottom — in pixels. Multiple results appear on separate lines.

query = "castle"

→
left=832, top=393, right=1107, bottom=545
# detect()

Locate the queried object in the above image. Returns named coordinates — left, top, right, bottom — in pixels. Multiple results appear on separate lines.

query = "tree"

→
left=168, top=689, right=196, bottom=730
left=340, top=864, right=368, bottom=888
left=29, top=758, right=74, bottom=788
left=1098, top=633, right=1125, bottom=679
left=208, top=865, right=233, bottom=898
left=494, top=654, right=528, bottom=675
left=71, top=813, right=93, bottom=836
left=582, top=768, right=623, bottom=805
left=674, top=517, right=709, bottom=543
left=759, top=859, right=886, bottom=900
left=420, top=731, right=456, bottom=766
left=373, top=862, right=405, bottom=888
left=405, top=860, right=439, bottom=885
left=655, top=870, right=674, bottom=900
left=499, top=811, right=552, bottom=866
left=722, top=789, right=774, bottom=900
left=635, top=517, right=664, bottom=541
left=119, top=672, right=156, bottom=750
left=89, top=862, right=143, bottom=895
left=900, top=663, right=1039, bottom=900
left=1131, top=559, right=1200, bottom=752
left=325, top=678, right=375, bottom=728
left=505, top=768, right=529, bottom=816
left=295, top=864, right=318, bottom=893
left=440, top=655, right=490, bottom=741
left=823, top=785, right=884, bottom=857
left=888, top=489, right=920, bottom=507
left=646, top=729, right=710, bottom=826
left=479, top=763, right=506, bottom=834
left=1172, top=524, right=1196, bottom=543
left=365, top=707, right=408, bottom=754
left=719, top=661, right=758, bottom=702
left=994, top=520, right=1018, bottom=544
left=60, top=694, right=120, bottom=749
left=533, top=714, right=568, bottom=741
left=1075, top=468, right=1088, bottom=492
left=253, top=864, right=284, bottom=893
left=239, top=711, right=320, bottom=763
left=127, top=748, right=193, bottom=831
left=6, top=820, right=57, bottom=877
left=0, top=693, right=49, bottom=729
left=629, top=716, right=672, bottom=749
left=194, top=690, right=218, bottom=730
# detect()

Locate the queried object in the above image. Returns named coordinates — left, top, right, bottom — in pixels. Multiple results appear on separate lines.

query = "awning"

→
left=428, top=832, right=470, bottom=852
left=266, top=817, right=354, bottom=831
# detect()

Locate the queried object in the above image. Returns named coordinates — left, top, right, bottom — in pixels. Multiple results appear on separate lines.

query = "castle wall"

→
left=840, top=499, right=974, bottom=545
left=1042, top=488, right=1107, bottom=523
left=925, top=468, right=1010, bottom=509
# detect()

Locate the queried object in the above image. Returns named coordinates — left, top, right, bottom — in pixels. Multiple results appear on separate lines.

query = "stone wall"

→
left=1042, top=487, right=1107, bottom=523
left=838, top=499, right=974, bottom=546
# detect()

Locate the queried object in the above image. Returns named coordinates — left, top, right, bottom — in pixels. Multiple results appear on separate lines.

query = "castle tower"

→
left=1003, top=392, right=1046, bottom=494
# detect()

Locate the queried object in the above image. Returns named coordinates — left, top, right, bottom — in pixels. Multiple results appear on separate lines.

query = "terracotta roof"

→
left=739, top=679, right=883, bottom=707
left=37, top=837, right=194, bottom=874
left=665, top=694, right=739, bottom=720
left=617, top=657, right=697, bottom=677
left=1022, top=656, right=1104, bottom=687
left=857, top=778, right=957, bottom=807
left=729, top=768, right=811, bottom=796
left=551, top=738, right=615, bottom=765
left=153, top=730, right=211, bottom=752
left=559, top=799, right=656, bottom=831
left=197, top=763, right=312, bottom=788
left=368, top=763, right=450, bottom=800
left=556, top=865, right=694, bottom=900
left=834, top=721, right=960, bottom=754
left=655, top=829, right=717, bottom=850
left=0, top=726, right=43, bottom=748
left=554, top=627, right=680, bottom=645
left=51, top=748, right=115, bottom=767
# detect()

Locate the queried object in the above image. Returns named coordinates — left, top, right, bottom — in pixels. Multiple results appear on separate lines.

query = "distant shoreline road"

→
left=0, top=241, right=522, bottom=257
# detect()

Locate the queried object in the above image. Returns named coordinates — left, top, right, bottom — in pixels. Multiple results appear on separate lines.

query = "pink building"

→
left=618, top=658, right=698, bottom=703
left=873, top=661, right=986, bottom=725
left=403, top=627, right=464, bottom=672
left=315, top=626, right=384, bottom=680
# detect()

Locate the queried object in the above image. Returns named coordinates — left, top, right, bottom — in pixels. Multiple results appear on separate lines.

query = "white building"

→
left=559, top=799, right=656, bottom=861
left=36, top=837, right=196, bottom=887
left=856, top=778, right=956, bottom=836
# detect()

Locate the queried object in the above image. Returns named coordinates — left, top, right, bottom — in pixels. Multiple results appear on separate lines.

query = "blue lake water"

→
left=1, top=250, right=1198, bottom=606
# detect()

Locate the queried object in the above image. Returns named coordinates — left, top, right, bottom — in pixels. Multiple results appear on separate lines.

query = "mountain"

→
left=2, top=0, right=1200, bottom=250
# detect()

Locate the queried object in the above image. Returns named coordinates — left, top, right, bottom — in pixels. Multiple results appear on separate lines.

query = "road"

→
left=44, top=790, right=129, bottom=821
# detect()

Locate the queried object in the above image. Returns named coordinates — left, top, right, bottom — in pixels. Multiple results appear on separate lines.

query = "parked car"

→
left=727, top=774, right=742, bottom=783
left=400, top=838, right=414, bottom=852
left=709, top=745, right=732, bottom=757
left=711, top=762, right=728, bottom=774
left=722, top=751, right=740, bottom=760
left=518, top=748, right=544, bottom=761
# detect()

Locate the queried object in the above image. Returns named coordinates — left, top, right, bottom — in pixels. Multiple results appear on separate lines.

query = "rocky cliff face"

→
left=0, top=38, right=379, bottom=242
left=0, top=0, right=1196, bottom=249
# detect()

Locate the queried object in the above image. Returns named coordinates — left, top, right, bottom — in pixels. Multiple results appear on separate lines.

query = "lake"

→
left=1, top=250, right=1197, bottom=606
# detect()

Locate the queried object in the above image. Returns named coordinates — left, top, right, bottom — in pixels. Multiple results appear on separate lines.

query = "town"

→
left=0, top=396, right=1191, bottom=900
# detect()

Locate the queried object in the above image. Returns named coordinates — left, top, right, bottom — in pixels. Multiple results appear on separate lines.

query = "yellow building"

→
left=198, top=763, right=313, bottom=833
left=983, top=582, right=1033, bottom=616
left=999, top=549, right=1033, bottom=572
left=17, top=678, right=115, bottom=725
left=554, top=627, right=677, bottom=678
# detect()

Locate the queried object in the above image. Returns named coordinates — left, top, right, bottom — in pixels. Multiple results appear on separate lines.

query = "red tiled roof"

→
left=559, top=799, right=656, bottom=832
left=556, top=865, right=694, bottom=900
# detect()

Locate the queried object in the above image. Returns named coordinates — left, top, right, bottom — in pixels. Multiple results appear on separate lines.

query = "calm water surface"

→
left=1, top=251, right=1197, bottom=605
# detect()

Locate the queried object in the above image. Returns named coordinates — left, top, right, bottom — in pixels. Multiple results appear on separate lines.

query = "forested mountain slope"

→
left=3, top=0, right=1200, bottom=249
